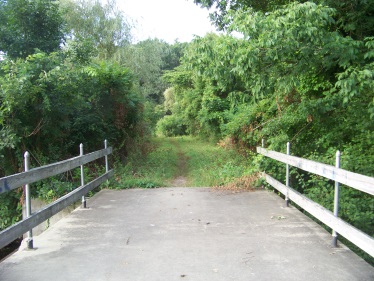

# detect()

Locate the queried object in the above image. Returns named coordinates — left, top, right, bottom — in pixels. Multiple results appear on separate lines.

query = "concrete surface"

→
left=0, top=188, right=373, bottom=281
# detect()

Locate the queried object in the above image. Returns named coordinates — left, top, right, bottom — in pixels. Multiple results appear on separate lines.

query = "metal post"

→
left=104, top=140, right=109, bottom=173
left=285, top=142, right=290, bottom=207
left=332, top=150, right=341, bottom=247
left=262, top=138, right=265, bottom=148
left=24, top=152, right=33, bottom=249
left=80, top=144, right=86, bottom=208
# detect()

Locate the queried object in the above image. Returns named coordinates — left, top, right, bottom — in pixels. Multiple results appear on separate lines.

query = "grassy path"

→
left=168, top=138, right=189, bottom=186
left=115, top=136, right=257, bottom=189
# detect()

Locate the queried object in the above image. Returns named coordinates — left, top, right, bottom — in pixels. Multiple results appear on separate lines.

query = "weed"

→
left=213, top=173, right=262, bottom=192
left=114, top=136, right=256, bottom=189
left=113, top=137, right=179, bottom=188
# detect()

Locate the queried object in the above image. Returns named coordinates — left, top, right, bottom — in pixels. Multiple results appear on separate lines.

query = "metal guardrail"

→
left=0, top=140, right=113, bottom=249
left=257, top=143, right=374, bottom=258
left=257, top=147, right=374, bottom=196
left=0, top=148, right=112, bottom=194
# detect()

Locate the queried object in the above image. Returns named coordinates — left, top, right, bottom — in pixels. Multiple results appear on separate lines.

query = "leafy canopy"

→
left=0, top=0, right=64, bottom=58
left=194, top=0, right=374, bottom=39
left=61, top=0, right=132, bottom=59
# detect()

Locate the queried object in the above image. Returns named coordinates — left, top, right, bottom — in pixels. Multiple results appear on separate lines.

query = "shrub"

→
left=156, top=115, right=188, bottom=137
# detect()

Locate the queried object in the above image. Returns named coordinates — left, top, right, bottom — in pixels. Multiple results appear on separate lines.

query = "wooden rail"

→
left=257, top=146, right=374, bottom=258
left=0, top=143, right=113, bottom=249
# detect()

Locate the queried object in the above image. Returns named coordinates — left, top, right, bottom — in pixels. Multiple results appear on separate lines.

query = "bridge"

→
left=0, top=187, right=373, bottom=280
left=0, top=142, right=373, bottom=280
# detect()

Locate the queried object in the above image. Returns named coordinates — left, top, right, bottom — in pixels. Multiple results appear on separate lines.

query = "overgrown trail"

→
left=117, top=136, right=252, bottom=189
left=168, top=138, right=190, bottom=187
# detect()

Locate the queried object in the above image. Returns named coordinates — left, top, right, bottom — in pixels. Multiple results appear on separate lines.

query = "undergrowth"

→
left=112, top=136, right=259, bottom=189
left=113, top=137, right=178, bottom=189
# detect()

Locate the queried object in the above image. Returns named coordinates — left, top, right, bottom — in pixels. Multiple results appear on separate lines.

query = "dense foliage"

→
left=194, top=0, right=374, bottom=40
left=0, top=49, right=143, bottom=227
left=159, top=1, right=373, bottom=260
left=0, top=0, right=183, bottom=232
left=0, top=0, right=372, bottom=263
left=61, top=0, right=132, bottom=59
left=0, top=0, right=64, bottom=58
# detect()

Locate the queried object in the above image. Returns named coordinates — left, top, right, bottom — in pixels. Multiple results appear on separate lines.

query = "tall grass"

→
left=113, top=137, right=178, bottom=188
left=178, top=137, right=250, bottom=186
left=113, top=136, right=254, bottom=188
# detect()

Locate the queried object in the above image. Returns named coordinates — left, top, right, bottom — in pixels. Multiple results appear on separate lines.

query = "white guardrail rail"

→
left=257, top=144, right=374, bottom=258
left=0, top=140, right=113, bottom=250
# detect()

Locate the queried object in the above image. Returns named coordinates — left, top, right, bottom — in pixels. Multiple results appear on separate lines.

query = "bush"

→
left=156, top=115, right=188, bottom=137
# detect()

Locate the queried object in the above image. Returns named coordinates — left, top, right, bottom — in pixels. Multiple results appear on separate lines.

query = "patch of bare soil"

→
left=171, top=176, right=188, bottom=187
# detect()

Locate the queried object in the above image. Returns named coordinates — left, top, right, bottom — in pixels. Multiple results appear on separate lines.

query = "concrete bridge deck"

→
left=0, top=188, right=373, bottom=281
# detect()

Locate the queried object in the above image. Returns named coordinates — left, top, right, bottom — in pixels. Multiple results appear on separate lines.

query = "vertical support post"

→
left=104, top=139, right=109, bottom=173
left=285, top=142, right=290, bottom=207
left=332, top=150, right=341, bottom=247
left=80, top=143, right=86, bottom=208
left=262, top=138, right=265, bottom=148
left=24, top=152, right=33, bottom=249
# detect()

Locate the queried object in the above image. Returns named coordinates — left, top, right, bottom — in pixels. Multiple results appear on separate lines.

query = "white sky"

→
left=118, top=0, right=217, bottom=43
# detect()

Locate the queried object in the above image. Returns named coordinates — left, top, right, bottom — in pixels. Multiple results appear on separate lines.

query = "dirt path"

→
left=169, top=139, right=189, bottom=187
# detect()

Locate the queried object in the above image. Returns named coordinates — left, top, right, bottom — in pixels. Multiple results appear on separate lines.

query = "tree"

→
left=193, top=0, right=292, bottom=30
left=165, top=3, right=374, bottom=255
left=194, top=0, right=374, bottom=39
left=0, top=0, right=148, bottom=233
left=121, top=39, right=166, bottom=103
left=167, top=2, right=374, bottom=159
left=327, top=0, right=374, bottom=39
left=0, top=0, right=64, bottom=58
left=119, top=39, right=187, bottom=103
left=0, top=49, right=145, bottom=230
left=117, top=39, right=187, bottom=133
left=61, top=0, right=132, bottom=59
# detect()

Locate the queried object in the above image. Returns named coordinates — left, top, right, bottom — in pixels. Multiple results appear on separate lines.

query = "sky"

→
left=118, top=0, right=217, bottom=43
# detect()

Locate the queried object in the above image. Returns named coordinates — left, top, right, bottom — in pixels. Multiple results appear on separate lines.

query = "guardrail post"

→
left=24, top=152, right=33, bottom=249
left=80, top=143, right=86, bottom=208
left=332, top=150, right=341, bottom=247
left=262, top=138, right=265, bottom=148
left=286, top=142, right=290, bottom=207
left=105, top=140, right=109, bottom=173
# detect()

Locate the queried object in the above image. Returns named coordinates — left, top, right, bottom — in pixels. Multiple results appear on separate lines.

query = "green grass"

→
left=113, top=136, right=255, bottom=189
left=113, top=137, right=178, bottom=189
left=111, top=136, right=374, bottom=266
left=178, top=137, right=250, bottom=186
